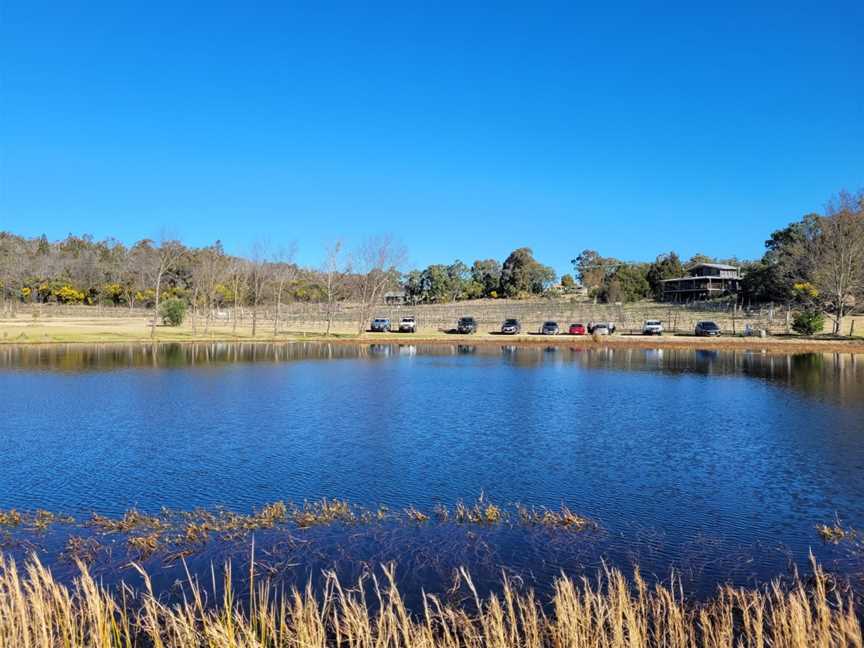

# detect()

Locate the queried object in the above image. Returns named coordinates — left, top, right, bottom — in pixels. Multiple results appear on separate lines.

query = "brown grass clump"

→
left=517, top=504, right=598, bottom=531
left=454, top=494, right=504, bottom=524
left=405, top=506, right=429, bottom=522
left=0, top=553, right=861, bottom=648
left=291, top=498, right=356, bottom=528
left=127, top=533, right=161, bottom=559
left=62, top=536, right=102, bottom=564
left=0, top=508, right=73, bottom=530
left=89, top=509, right=167, bottom=533
left=0, top=509, right=22, bottom=527
left=819, top=523, right=849, bottom=544
left=817, top=517, right=858, bottom=545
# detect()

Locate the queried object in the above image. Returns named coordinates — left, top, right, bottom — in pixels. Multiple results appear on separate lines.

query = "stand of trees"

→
left=741, top=189, right=864, bottom=334
left=403, top=248, right=556, bottom=303
left=1, top=187, right=861, bottom=332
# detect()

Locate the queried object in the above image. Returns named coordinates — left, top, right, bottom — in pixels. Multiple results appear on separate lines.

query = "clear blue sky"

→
left=1, top=1, right=862, bottom=275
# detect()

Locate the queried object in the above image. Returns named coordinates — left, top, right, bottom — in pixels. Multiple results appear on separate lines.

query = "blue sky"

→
left=1, top=1, right=862, bottom=275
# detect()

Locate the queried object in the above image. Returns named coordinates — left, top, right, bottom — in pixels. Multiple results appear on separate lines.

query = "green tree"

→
left=599, top=265, right=650, bottom=303
left=403, top=270, right=424, bottom=304
left=792, top=310, right=825, bottom=336
left=159, top=297, right=187, bottom=326
left=572, top=250, right=609, bottom=294
left=646, top=252, right=683, bottom=300
left=446, top=260, right=469, bottom=301
left=470, top=259, right=501, bottom=297
left=741, top=216, right=818, bottom=304
left=500, top=248, right=555, bottom=297
left=420, top=264, right=453, bottom=302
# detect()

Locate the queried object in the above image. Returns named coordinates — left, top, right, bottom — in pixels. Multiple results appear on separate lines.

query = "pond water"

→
left=1, top=342, right=863, bottom=597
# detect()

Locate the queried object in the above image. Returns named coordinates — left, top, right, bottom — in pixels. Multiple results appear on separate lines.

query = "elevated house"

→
left=383, top=290, right=407, bottom=305
left=660, top=263, right=741, bottom=302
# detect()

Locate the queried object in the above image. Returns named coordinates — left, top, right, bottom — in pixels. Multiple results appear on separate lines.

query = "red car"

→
left=568, top=322, right=587, bottom=335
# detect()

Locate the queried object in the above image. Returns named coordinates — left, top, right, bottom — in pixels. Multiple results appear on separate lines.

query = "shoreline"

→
left=2, top=330, right=864, bottom=354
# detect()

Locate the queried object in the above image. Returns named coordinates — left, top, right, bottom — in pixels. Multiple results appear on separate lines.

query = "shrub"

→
left=159, top=298, right=187, bottom=327
left=53, top=285, right=86, bottom=304
left=792, top=310, right=825, bottom=336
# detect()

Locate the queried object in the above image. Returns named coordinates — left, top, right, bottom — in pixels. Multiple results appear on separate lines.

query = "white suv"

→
left=398, top=317, right=417, bottom=333
left=642, top=320, right=663, bottom=335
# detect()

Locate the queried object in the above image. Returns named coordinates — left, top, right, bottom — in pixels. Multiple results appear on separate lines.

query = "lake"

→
left=1, top=342, right=863, bottom=598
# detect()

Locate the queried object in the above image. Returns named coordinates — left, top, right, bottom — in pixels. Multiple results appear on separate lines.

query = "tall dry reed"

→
left=0, top=553, right=860, bottom=648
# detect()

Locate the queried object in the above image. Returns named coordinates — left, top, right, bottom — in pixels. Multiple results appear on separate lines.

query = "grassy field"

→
left=1, top=552, right=860, bottom=648
left=1, top=304, right=862, bottom=352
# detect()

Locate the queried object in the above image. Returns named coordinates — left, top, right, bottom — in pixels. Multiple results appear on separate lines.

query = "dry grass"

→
left=2, top=499, right=599, bottom=563
left=517, top=504, right=598, bottom=530
left=453, top=495, right=504, bottom=525
left=0, top=552, right=861, bottom=648
left=0, top=508, right=73, bottom=530
left=89, top=509, right=167, bottom=533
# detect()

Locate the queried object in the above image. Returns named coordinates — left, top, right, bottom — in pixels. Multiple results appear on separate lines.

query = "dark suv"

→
left=501, top=318, right=521, bottom=335
left=540, top=321, right=559, bottom=335
left=695, top=321, right=721, bottom=336
left=457, top=317, right=477, bottom=334
left=370, top=318, right=390, bottom=332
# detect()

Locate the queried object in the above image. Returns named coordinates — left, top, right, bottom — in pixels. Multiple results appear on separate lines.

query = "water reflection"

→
left=5, top=342, right=859, bottom=404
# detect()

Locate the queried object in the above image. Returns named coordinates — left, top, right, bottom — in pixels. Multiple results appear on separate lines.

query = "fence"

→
left=5, top=299, right=791, bottom=335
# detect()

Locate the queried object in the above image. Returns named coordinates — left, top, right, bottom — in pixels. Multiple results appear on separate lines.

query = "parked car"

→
left=588, top=321, right=616, bottom=335
left=695, top=321, right=721, bottom=336
left=370, top=318, right=390, bottom=332
left=540, top=321, right=559, bottom=335
left=501, top=318, right=521, bottom=335
left=398, top=316, right=417, bottom=333
left=642, top=319, right=663, bottom=335
left=457, top=316, right=478, bottom=334
left=568, top=322, right=587, bottom=335
left=590, top=322, right=611, bottom=336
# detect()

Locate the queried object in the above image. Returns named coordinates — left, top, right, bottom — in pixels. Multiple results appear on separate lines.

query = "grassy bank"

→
left=1, top=552, right=860, bottom=648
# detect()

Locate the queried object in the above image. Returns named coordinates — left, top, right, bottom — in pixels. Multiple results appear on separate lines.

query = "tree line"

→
left=569, top=188, right=864, bottom=333
left=0, top=233, right=406, bottom=336
left=1, top=187, right=862, bottom=333
left=403, top=248, right=558, bottom=303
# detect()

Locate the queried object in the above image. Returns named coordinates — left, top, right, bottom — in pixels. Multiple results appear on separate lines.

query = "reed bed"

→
left=0, top=552, right=860, bottom=648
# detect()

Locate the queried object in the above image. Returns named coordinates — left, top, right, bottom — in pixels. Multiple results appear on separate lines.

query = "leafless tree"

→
left=813, top=190, right=864, bottom=334
left=271, top=243, right=298, bottom=336
left=322, top=240, right=350, bottom=335
left=247, top=242, right=273, bottom=337
left=0, top=234, right=25, bottom=315
left=147, top=238, right=186, bottom=338
left=354, top=236, right=406, bottom=333
left=227, top=258, right=248, bottom=335
left=191, top=242, right=229, bottom=334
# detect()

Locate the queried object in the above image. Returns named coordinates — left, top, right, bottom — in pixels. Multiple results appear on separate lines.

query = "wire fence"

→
left=4, top=298, right=791, bottom=335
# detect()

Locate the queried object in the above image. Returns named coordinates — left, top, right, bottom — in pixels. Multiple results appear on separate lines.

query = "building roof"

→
left=688, top=262, right=739, bottom=270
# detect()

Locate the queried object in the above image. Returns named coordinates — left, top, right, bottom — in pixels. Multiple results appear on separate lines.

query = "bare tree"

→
left=812, top=190, right=864, bottom=334
left=0, top=234, right=26, bottom=315
left=271, top=243, right=298, bottom=336
left=354, top=236, right=406, bottom=334
left=322, top=240, right=350, bottom=335
left=191, top=242, right=229, bottom=334
left=226, top=258, right=248, bottom=336
left=146, top=238, right=186, bottom=338
left=247, top=242, right=272, bottom=337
